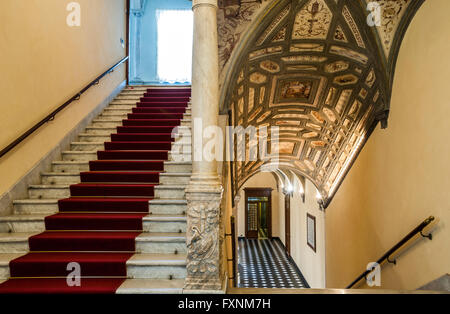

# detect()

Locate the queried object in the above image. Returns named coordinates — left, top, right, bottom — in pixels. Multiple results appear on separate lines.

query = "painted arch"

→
left=220, top=0, right=424, bottom=206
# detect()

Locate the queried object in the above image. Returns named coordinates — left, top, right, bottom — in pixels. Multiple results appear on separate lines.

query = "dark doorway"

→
left=244, top=188, right=272, bottom=239
left=285, top=194, right=291, bottom=256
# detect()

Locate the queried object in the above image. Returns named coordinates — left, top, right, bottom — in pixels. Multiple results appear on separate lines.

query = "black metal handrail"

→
left=347, top=216, right=435, bottom=289
left=0, top=56, right=129, bottom=159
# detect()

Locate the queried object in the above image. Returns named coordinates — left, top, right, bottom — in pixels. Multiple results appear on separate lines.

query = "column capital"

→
left=192, top=0, right=218, bottom=10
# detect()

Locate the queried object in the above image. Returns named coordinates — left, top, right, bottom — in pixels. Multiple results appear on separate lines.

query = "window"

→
left=156, top=9, right=193, bottom=83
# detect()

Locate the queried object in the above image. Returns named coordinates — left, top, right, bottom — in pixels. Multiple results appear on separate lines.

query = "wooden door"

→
left=285, top=194, right=291, bottom=255
left=246, top=201, right=258, bottom=238
left=244, top=188, right=272, bottom=239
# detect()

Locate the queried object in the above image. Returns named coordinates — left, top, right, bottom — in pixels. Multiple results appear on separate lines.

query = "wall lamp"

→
left=316, top=190, right=325, bottom=211
left=283, top=182, right=294, bottom=196
left=299, top=185, right=305, bottom=203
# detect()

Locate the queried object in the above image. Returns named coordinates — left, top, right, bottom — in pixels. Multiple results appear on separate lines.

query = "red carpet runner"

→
left=0, top=87, right=190, bottom=294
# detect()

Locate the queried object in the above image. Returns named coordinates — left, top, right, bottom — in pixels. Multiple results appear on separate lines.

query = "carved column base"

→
left=184, top=179, right=224, bottom=291
left=184, top=277, right=223, bottom=291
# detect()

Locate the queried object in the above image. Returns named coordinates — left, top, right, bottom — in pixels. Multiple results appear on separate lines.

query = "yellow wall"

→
left=0, top=0, right=126, bottom=195
left=325, top=0, right=450, bottom=290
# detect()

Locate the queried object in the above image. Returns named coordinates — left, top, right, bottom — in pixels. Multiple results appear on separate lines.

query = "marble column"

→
left=184, top=0, right=224, bottom=291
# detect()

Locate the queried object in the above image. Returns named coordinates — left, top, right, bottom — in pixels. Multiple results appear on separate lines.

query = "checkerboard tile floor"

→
left=237, top=238, right=309, bottom=289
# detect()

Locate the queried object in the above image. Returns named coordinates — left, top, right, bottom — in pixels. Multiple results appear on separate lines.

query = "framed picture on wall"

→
left=307, top=213, right=316, bottom=252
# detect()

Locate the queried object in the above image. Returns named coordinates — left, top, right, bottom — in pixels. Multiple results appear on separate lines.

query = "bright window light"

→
left=156, top=9, right=193, bottom=83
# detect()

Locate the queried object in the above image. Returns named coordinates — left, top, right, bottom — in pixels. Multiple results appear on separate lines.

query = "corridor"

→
left=237, top=238, right=309, bottom=289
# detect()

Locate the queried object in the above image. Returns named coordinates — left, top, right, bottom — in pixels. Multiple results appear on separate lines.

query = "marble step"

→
left=143, top=215, right=186, bottom=233
left=168, top=152, right=191, bottom=162
left=115, top=95, right=142, bottom=101
left=70, top=142, right=105, bottom=151
left=28, top=185, right=70, bottom=199
left=41, top=172, right=80, bottom=185
left=164, top=161, right=192, bottom=173
left=12, top=199, right=184, bottom=217
left=0, top=212, right=186, bottom=234
left=78, top=133, right=111, bottom=142
left=119, top=90, right=146, bottom=95
left=103, top=108, right=133, bottom=115
left=109, top=100, right=139, bottom=106
left=62, top=151, right=97, bottom=162
left=13, top=199, right=59, bottom=215
left=85, top=126, right=117, bottom=135
left=178, top=120, right=192, bottom=127
left=108, top=104, right=136, bottom=110
left=170, top=142, right=192, bottom=153
left=154, top=185, right=186, bottom=199
left=173, top=137, right=191, bottom=145
left=136, top=233, right=186, bottom=254
left=0, top=232, right=185, bottom=254
left=159, top=173, right=191, bottom=185
left=172, top=126, right=191, bottom=137
left=0, top=254, right=23, bottom=279
left=180, top=119, right=192, bottom=127
left=90, top=119, right=123, bottom=128
left=0, top=233, right=35, bottom=253
left=63, top=150, right=186, bottom=162
left=116, top=278, right=185, bottom=294
left=0, top=215, right=46, bottom=233
left=52, top=161, right=89, bottom=172
left=126, top=253, right=186, bottom=279
left=0, top=253, right=185, bottom=281
left=115, top=93, right=142, bottom=97
left=169, top=154, right=192, bottom=163
left=149, top=199, right=187, bottom=215
left=124, top=86, right=148, bottom=91
left=99, top=113, right=128, bottom=119
left=120, top=89, right=145, bottom=92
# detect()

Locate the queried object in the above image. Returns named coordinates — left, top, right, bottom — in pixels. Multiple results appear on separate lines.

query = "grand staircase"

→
left=0, top=86, right=193, bottom=294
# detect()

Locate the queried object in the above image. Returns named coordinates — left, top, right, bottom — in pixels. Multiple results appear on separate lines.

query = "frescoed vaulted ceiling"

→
left=220, top=0, right=424, bottom=206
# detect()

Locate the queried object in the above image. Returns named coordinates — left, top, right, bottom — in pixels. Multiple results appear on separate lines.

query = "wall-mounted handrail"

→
left=347, top=216, right=435, bottom=289
left=0, top=56, right=129, bottom=159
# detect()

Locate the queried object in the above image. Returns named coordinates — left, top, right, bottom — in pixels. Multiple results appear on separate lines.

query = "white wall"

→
left=278, top=192, right=285, bottom=245
left=236, top=172, right=281, bottom=238
left=289, top=177, right=326, bottom=288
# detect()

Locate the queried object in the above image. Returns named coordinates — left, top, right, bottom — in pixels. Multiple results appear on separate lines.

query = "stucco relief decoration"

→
left=342, top=5, right=366, bottom=49
left=186, top=199, right=221, bottom=277
left=333, top=24, right=348, bottom=42
left=365, top=0, right=411, bottom=57
left=292, top=0, right=332, bottom=40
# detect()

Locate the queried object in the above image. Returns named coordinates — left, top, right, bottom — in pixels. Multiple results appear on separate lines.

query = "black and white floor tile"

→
left=237, top=238, right=309, bottom=289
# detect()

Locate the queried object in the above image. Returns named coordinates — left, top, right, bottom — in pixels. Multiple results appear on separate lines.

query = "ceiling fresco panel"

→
left=223, top=0, right=424, bottom=205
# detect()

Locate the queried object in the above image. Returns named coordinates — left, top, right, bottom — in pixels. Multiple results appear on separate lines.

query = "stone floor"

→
left=237, top=238, right=309, bottom=289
